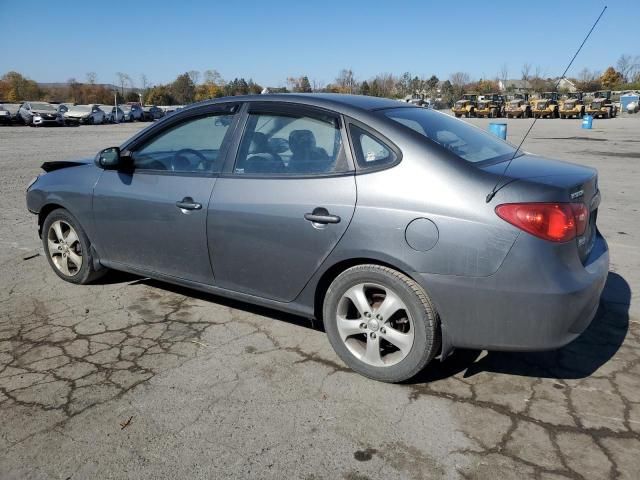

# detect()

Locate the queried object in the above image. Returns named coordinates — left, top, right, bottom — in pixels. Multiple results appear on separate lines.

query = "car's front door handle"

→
left=304, top=207, right=341, bottom=224
left=176, top=197, right=202, bottom=211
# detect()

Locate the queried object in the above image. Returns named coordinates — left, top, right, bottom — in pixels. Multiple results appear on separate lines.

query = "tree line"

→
left=1, top=53, right=639, bottom=107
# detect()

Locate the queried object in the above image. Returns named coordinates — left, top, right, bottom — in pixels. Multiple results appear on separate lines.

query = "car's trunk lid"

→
left=480, top=154, right=600, bottom=263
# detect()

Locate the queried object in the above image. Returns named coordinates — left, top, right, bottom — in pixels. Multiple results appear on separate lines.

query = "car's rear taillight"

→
left=495, top=203, right=589, bottom=242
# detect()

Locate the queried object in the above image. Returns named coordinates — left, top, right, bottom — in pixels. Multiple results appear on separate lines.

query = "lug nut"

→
left=370, top=332, right=376, bottom=339
left=364, top=312, right=371, bottom=318
left=360, top=322, right=367, bottom=329
left=376, top=314, right=382, bottom=320
left=380, top=327, right=386, bottom=334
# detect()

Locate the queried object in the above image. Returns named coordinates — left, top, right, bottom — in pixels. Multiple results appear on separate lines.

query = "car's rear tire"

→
left=42, top=208, right=107, bottom=285
left=323, top=265, right=440, bottom=383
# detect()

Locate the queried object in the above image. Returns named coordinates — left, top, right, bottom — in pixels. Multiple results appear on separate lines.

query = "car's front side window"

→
left=234, top=109, right=349, bottom=176
left=132, top=113, right=234, bottom=173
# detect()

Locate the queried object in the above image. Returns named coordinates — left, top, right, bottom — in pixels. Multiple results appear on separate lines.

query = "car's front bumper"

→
left=33, top=116, right=63, bottom=126
left=416, top=230, right=609, bottom=352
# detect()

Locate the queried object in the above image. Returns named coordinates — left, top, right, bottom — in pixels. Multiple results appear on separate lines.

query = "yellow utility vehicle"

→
left=475, top=94, right=506, bottom=118
left=585, top=90, right=618, bottom=118
left=504, top=93, right=531, bottom=118
left=559, top=92, right=585, bottom=118
left=452, top=94, right=478, bottom=118
left=530, top=92, right=560, bottom=118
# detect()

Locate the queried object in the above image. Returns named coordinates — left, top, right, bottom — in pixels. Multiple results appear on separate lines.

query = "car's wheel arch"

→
left=312, top=256, right=447, bottom=359
left=37, top=202, right=67, bottom=235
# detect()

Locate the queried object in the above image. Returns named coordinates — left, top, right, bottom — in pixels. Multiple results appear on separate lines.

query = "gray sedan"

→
left=25, top=94, right=609, bottom=382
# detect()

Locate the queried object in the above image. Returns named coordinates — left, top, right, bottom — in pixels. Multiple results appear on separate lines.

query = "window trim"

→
left=222, top=101, right=356, bottom=179
left=120, top=103, right=241, bottom=177
left=345, top=118, right=402, bottom=174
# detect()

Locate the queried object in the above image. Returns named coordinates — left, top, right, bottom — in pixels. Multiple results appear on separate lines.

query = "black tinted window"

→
left=234, top=111, right=349, bottom=176
left=350, top=125, right=397, bottom=169
left=133, top=114, right=234, bottom=173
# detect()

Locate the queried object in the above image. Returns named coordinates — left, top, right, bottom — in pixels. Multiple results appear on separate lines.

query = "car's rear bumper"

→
left=416, top=231, right=609, bottom=352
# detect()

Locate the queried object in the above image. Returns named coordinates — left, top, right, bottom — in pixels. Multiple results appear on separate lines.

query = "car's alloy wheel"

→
left=47, top=220, right=83, bottom=276
left=42, top=208, right=107, bottom=284
left=336, top=282, right=415, bottom=367
left=323, top=265, right=440, bottom=383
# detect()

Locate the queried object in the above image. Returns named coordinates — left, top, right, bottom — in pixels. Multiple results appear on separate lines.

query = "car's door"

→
left=93, top=104, right=239, bottom=284
left=208, top=103, right=357, bottom=302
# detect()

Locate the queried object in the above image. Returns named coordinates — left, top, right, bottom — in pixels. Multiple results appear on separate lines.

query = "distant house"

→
left=498, top=79, right=529, bottom=93
left=499, top=77, right=577, bottom=93
left=555, top=77, right=577, bottom=92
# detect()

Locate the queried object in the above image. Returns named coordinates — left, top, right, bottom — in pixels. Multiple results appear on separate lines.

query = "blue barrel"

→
left=488, top=123, right=507, bottom=140
left=582, top=115, right=593, bottom=129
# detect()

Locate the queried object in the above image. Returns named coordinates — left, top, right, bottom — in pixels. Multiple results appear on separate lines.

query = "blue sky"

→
left=1, top=0, right=637, bottom=87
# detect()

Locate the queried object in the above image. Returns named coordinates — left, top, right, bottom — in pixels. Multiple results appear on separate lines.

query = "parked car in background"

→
left=18, top=102, right=64, bottom=126
left=25, top=94, right=609, bottom=383
left=121, top=104, right=144, bottom=122
left=0, top=104, right=13, bottom=125
left=64, top=104, right=106, bottom=125
left=54, top=104, right=69, bottom=116
left=142, top=105, right=164, bottom=121
left=1, top=103, right=22, bottom=123
left=98, top=105, right=125, bottom=123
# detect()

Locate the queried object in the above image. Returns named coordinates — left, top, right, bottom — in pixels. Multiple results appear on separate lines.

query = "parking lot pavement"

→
left=1, top=117, right=639, bottom=479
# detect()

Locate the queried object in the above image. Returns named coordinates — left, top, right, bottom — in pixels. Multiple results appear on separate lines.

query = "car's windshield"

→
left=73, top=105, right=91, bottom=112
left=30, top=102, right=56, bottom=111
left=384, top=107, right=518, bottom=164
left=121, top=105, right=131, bottom=111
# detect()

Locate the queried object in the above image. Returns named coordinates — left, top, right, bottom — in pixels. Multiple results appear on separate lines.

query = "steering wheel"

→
left=171, top=148, right=207, bottom=171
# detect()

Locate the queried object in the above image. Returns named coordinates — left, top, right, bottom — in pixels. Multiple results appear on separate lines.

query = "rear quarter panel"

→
left=333, top=136, right=520, bottom=277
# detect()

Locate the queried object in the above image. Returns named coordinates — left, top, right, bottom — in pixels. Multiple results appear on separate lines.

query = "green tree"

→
left=300, top=76, right=312, bottom=93
left=426, top=75, right=439, bottom=93
left=146, top=85, right=175, bottom=105
left=170, top=73, right=196, bottom=104
left=360, top=80, right=370, bottom=96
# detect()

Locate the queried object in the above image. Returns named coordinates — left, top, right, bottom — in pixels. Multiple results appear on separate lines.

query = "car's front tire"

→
left=323, top=265, right=440, bottom=383
left=42, top=208, right=107, bottom=285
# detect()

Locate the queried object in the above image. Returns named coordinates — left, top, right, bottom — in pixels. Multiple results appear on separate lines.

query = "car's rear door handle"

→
left=304, top=207, right=341, bottom=224
left=176, top=197, right=202, bottom=210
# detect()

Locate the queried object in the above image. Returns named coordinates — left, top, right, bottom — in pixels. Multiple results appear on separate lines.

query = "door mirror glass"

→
left=95, top=147, right=120, bottom=169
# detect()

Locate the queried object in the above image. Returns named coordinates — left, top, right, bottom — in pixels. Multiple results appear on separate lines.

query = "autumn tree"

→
left=1, top=71, right=41, bottom=101
left=600, top=67, right=623, bottom=88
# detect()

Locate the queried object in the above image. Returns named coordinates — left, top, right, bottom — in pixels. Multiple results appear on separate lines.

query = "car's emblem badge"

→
left=571, top=190, right=584, bottom=199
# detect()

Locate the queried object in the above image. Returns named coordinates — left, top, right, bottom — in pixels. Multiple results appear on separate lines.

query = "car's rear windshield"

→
left=384, top=107, right=518, bottom=164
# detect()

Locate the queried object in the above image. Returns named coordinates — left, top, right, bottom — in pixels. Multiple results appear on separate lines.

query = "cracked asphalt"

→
left=1, top=115, right=639, bottom=479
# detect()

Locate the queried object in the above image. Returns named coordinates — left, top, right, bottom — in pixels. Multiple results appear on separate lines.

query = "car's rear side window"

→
left=234, top=110, right=349, bottom=176
left=349, top=125, right=397, bottom=170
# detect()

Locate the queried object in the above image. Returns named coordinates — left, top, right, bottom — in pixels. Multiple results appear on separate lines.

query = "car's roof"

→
left=186, top=93, right=412, bottom=115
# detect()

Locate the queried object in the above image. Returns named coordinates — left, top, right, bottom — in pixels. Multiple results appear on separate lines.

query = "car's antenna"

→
left=485, top=5, right=607, bottom=203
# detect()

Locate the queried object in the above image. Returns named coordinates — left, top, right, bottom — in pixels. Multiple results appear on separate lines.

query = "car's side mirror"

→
left=95, top=147, right=121, bottom=169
